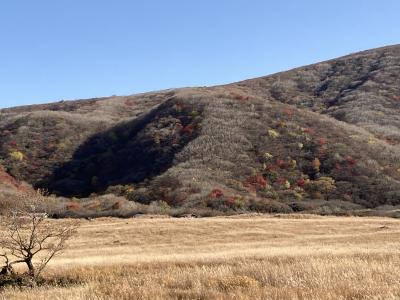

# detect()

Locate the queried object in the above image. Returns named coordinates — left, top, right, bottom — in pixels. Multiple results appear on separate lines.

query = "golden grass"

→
left=1, top=214, right=400, bottom=299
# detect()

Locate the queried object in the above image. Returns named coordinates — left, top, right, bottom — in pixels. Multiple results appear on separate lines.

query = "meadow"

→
left=1, top=214, right=400, bottom=299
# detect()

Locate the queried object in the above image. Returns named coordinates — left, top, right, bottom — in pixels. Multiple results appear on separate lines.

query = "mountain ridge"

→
left=1, top=44, right=400, bottom=216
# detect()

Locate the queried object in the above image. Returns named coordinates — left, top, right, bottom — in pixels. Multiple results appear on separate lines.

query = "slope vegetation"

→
left=1, top=45, right=400, bottom=215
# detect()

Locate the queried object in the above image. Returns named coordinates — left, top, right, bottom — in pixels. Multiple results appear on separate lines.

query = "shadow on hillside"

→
left=37, top=98, right=203, bottom=197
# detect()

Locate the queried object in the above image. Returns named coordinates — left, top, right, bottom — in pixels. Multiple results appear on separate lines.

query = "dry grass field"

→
left=1, top=214, right=400, bottom=299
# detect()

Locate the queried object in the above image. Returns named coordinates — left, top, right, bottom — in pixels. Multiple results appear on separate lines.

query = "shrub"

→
left=305, top=177, right=336, bottom=200
left=248, top=198, right=292, bottom=213
left=268, top=129, right=280, bottom=138
left=283, top=107, right=295, bottom=119
left=302, top=127, right=315, bottom=134
left=210, top=188, right=224, bottom=198
left=263, top=152, right=273, bottom=160
left=65, top=202, right=81, bottom=211
left=0, top=195, right=17, bottom=215
left=346, top=156, right=357, bottom=166
left=297, top=178, right=306, bottom=187
left=206, top=195, right=247, bottom=211
left=147, top=201, right=171, bottom=215
left=181, top=124, right=194, bottom=136
left=0, top=192, right=78, bottom=283
left=9, top=151, right=24, bottom=161
left=111, top=201, right=122, bottom=210
left=267, top=171, right=279, bottom=183
left=245, top=174, right=268, bottom=189
left=225, top=196, right=247, bottom=210
left=126, top=188, right=152, bottom=204
left=318, top=138, right=327, bottom=145
left=312, top=158, right=321, bottom=173
left=230, top=93, right=249, bottom=101
left=289, top=201, right=315, bottom=212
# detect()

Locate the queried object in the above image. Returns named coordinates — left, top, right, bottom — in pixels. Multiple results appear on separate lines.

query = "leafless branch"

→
left=0, top=191, right=79, bottom=280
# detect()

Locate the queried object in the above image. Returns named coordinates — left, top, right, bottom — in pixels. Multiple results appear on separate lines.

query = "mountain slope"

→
left=1, top=45, right=400, bottom=215
left=234, top=45, right=400, bottom=143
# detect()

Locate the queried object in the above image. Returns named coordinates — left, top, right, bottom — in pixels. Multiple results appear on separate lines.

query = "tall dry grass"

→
left=1, top=214, right=400, bottom=299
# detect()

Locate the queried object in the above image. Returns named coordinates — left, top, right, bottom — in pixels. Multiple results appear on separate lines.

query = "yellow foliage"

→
left=264, top=152, right=273, bottom=160
left=10, top=151, right=25, bottom=161
left=319, top=176, right=335, bottom=185
left=368, top=137, right=377, bottom=144
left=57, top=142, right=68, bottom=150
left=284, top=180, right=291, bottom=189
left=268, top=129, right=280, bottom=138
left=294, top=192, right=303, bottom=200
left=298, top=143, right=304, bottom=149
left=288, top=158, right=297, bottom=169
left=126, top=187, right=135, bottom=193
left=349, top=134, right=361, bottom=140
left=312, top=158, right=321, bottom=172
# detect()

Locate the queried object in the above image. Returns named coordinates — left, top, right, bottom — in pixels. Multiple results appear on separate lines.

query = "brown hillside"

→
left=1, top=45, right=400, bottom=215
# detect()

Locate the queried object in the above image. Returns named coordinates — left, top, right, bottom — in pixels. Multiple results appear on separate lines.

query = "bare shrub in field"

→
left=0, top=192, right=78, bottom=284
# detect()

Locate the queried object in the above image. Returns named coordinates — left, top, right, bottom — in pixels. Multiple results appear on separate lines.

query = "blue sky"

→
left=0, top=1, right=399, bottom=108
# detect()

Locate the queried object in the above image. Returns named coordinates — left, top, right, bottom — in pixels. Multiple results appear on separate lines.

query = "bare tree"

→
left=0, top=192, right=78, bottom=281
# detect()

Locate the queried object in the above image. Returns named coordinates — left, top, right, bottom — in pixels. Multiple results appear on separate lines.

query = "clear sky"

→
left=0, top=1, right=399, bottom=109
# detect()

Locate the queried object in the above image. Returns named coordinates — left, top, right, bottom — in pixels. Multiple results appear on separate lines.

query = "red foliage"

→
left=8, top=140, right=17, bottom=148
left=334, top=163, right=342, bottom=171
left=181, top=124, right=194, bottom=135
left=297, top=178, right=305, bottom=187
left=302, top=127, right=315, bottom=134
left=318, top=138, right=327, bottom=145
left=174, top=102, right=185, bottom=111
left=317, top=147, right=327, bottom=159
left=276, top=159, right=286, bottom=168
left=346, top=156, right=357, bottom=166
left=385, top=139, right=397, bottom=145
left=225, top=196, right=236, bottom=204
left=283, top=107, right=294, bottom=119
left=0, top=167, right=25, bottom=191
left=66, top=202, right=81, bottom=211
left=210, top=188, right=224, bottom=198
left=266, top=164, right=279, bottom=171
left=231, top=93, right=249, bottom=101
left=393, top=95, right=400, bottom=101
left=376, top=134, right=397, bottom=145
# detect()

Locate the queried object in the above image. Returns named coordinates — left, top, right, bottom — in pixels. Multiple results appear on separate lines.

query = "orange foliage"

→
left=245, top=174, right=268, bottom=188
left=66, top=202, right=81, bottom=211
